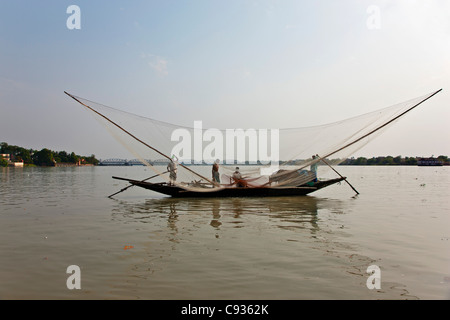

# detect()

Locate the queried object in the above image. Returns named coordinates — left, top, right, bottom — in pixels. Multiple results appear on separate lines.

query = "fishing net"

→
left=65, top=90, right=441, bottom=192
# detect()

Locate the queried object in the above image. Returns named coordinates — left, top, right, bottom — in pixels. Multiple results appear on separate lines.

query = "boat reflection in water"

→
left=110, top=195, right=350, bottom=246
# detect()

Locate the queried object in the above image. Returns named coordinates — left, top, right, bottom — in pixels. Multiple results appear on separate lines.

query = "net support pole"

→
left=317, top=154, right=359, bottom=195
left=108, top=171, right=169, bottom=198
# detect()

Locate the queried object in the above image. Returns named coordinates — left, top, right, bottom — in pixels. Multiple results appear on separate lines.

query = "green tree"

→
left=69, top=152, right=79, bottom=164
left=437, top=155, right=448, bottom=165
left=33, top=148, right=55, bottom=166
left=17, top=148, right=32, bottom=164
left=0, top=158, right=8, bottom=167
left=382, top=156, right=394, bottom=165
left=0, top=142, right=9, bottom=153
left=57, top=151, right=69, bottom=163
left=83, top=154, right=99, bottom=165
left=366, top=157, right=376, bottom=165
left=354, top=157, right=367, bottom=165
left=404, top=157, right=417, bottom=165
left=393, top=156, right=402, bottom=165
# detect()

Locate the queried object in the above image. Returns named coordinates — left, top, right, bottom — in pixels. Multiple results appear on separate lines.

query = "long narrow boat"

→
left=112, top=176, right=346, bottom=198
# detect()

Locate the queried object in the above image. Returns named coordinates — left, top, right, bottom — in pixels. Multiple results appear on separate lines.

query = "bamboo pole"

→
left=108, top=171, right=169, bottom=198
left=316, top=155, right=359, bottom=195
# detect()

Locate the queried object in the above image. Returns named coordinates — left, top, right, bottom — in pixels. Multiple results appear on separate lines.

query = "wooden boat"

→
left=112, top=175, right=346, bottom=198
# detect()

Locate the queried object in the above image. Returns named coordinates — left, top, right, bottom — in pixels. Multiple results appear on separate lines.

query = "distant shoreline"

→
left=2, top=142, right=448, bottom=167
left=94, top=155, right=448, bottom=166
left=1, top=142, right=99, bottom=167
left=4, top=162, right=448, bottom=168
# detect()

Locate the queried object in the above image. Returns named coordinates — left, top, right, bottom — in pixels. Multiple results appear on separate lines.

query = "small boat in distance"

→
left=417, top=157, right=443, bottom=166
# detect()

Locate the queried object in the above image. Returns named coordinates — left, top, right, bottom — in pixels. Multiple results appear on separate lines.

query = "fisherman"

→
left=167, top=155, right=178, bottom=185
left=310, top=155, right=318, bottom=182
left=212, top=159, right=220, bottom=183
left=232, top=167, right=246, bottom=187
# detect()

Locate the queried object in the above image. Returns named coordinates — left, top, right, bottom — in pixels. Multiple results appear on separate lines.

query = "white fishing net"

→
left=65, top=89, right=441, bottom=192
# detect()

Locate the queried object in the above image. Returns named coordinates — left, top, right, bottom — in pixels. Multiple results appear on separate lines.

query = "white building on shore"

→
left=1, top=154, right=24, bottom=167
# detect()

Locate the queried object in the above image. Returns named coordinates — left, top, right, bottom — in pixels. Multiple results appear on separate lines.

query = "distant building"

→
left=417, top=157, right=443, bottom=166
left=1, top=154, right=24, bottom=167
left=9, top=161, right=24, bottom=167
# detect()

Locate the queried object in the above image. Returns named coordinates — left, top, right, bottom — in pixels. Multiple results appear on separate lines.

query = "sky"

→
left=1, top=0, right=449, bottom=160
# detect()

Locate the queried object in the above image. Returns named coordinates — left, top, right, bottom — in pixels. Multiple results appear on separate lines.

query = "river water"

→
left=0, top=165, right=448, bottom=300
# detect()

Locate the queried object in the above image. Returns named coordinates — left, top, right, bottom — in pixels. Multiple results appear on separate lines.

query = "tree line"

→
left=339, top=155, right=449, bottom=166
left=1, top=142, right=99, bottom=167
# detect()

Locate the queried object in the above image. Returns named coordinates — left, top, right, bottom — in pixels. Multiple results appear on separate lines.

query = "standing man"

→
left=212, top=159, right=221, bottom=184
left=167, top=155, right=178, bottom=185
left=310, top=155, right=318, bottom=182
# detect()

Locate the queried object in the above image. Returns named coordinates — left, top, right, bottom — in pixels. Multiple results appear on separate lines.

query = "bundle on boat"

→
left=64, top=89, right=441, bottom=197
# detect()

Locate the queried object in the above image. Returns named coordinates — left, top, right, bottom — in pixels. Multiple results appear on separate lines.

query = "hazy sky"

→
left=1, top=0, right=449, bottom=159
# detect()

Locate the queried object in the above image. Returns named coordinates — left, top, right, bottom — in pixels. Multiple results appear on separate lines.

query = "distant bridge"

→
left=99, top=159, right=129, bottom=166
left=128, top=159, right=147, bottom=166
left=98, top=159, right=152, bottom=166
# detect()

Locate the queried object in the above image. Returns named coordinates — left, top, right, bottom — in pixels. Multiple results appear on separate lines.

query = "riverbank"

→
left=339, top=155, right=449, bottom=166
left=1, top=142, right=99, bottom=167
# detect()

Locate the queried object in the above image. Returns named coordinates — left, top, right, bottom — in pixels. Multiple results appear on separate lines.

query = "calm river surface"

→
left=0, top=165, right=449, bottom=300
